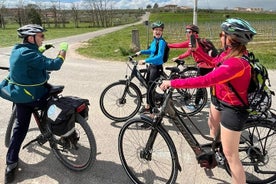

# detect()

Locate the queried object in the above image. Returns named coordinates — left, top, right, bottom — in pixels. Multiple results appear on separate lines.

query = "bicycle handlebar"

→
left=0, top=66, right=9, bottom=71
left=174, top=59, right=185, bottom=66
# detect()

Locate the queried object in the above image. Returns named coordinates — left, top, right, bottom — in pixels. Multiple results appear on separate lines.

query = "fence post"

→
left=132, top=29, right=140, bottom=52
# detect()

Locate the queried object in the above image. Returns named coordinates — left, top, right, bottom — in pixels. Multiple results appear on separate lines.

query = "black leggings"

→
left=146, top=64, right=163, bottom=107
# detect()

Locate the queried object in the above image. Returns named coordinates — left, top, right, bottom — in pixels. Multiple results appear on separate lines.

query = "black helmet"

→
left=151, top=21, right=164, bottom=29
left=221, top=18, right=256, bottom=44
left=186, top=24, right=199, bottom=33
left=17, top=24, right=46, bottom=38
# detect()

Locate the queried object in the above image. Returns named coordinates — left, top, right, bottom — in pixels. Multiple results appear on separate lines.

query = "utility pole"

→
left=193, top=0, right=198, bottom=25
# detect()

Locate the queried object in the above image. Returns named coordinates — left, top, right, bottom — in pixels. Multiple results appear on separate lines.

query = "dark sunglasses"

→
left=186, top=30, right=192, bottom=34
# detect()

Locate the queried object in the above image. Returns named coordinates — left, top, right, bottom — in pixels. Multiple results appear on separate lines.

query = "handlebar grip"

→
left=174, top=59, right=185, bottom=65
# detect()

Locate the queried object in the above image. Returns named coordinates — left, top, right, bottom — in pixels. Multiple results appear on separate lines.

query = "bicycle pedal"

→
left=196, top=152, right=217, bottom=169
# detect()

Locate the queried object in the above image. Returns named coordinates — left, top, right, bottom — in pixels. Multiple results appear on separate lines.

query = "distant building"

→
left=233, top=7, right=263, bottom=12
left=163, top=5, right=178, bottom=11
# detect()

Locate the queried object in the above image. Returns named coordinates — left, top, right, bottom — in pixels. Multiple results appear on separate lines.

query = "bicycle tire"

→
left=52, top=114, right=97, bottom=171
left=99, top=81, right=142, bottom=122
left=225, top=119, right=276, bottom=184
left=177, top=67, right=208, bottom=116
left=118, top=117, right=178, bottom=184
left=5, top=106, right=17, bottom=148
left=149, top=67, right=208, bottom=116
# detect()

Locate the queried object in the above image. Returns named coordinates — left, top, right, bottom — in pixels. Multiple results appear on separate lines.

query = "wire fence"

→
left=165, top=20, right=276, bottom=44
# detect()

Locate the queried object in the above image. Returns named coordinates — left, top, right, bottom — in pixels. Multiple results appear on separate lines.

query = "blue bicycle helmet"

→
left=221, top=18, right=256, bottom=44
left=151, top=21, right=164, bottom=29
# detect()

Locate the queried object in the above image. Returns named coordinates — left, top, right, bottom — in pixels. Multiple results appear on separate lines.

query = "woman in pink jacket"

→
left=160, top=18, right=256, bottom=184
left=168, top=24, right=216, bottom=76
left=168, top=24, right=218, bottom=108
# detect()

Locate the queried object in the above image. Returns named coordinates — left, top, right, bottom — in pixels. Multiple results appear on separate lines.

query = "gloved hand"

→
left=59, top=42, right=69, bottom=52
left=39, top=44, right=54, bottom=53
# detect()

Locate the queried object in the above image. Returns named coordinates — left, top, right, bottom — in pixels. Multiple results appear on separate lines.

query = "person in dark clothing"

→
left=1, top=24, right=68, bottom=184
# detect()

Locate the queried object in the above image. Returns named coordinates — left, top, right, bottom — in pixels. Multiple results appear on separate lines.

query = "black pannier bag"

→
left=46, top=96, right=89, bottom=137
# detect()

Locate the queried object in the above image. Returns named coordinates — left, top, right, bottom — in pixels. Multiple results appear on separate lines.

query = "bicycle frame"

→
left=142, top=88, right=220, bottom=169
left=125, top=58, right=148, bottom=88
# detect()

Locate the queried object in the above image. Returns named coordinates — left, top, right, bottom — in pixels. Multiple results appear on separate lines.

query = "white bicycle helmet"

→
left=17, top=24, right=46, bottom=38
left=221, top=18, right=256, bottom=45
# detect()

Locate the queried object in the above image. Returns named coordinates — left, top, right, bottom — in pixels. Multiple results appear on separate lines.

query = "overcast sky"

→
left=3, top=0, right=276, bottom=11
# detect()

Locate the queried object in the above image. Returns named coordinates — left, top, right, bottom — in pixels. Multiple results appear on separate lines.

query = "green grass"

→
left=0, top=24, right=102, bottom=47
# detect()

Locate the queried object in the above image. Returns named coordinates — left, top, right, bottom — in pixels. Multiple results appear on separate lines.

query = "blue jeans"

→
left=6, top=98, right=47, bottom=165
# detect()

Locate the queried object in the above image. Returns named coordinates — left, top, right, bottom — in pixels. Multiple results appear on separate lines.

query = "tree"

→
left=71, top=3, right=79, bottom=28
left=26, top=4, right=42, bottom=25
left=146, top=4, right=152, bottom=9
left=0, top=1, right=7, bottom=29
left=153, top=3, right=158, bottom=9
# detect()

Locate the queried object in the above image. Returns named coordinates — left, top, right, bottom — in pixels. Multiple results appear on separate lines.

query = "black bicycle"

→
left=5, top=84, right=97, bottom=171
left=149, top=59, right=208, bottom=117
left=99, top=56, right=208, bottom=122
left=118, top=84, right=276, bottom=183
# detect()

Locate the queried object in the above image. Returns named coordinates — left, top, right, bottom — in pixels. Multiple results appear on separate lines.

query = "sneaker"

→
left=186, top=104, right=196, bottom=111
left=5, top=163, right=18, bottom=184
left=139, top=106, right=151, bottom=114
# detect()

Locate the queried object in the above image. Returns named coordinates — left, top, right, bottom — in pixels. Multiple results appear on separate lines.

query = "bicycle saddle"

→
left=47, top=84, right=65, bottom=95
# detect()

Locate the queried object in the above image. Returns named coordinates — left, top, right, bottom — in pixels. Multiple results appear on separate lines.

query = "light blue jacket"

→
left=140, top=37, right=166, bottom=65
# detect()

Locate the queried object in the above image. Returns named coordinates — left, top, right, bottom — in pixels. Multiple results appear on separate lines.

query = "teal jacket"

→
left=0, top=43, right=64, bottom=103
left=140, top=37, right=166, bottom=65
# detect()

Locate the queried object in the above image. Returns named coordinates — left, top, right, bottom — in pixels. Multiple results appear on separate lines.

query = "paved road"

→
left=0, top=14, right=276, bottom=183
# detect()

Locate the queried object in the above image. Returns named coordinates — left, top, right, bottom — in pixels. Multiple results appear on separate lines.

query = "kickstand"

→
left=22, top=138, right=38, bottom=149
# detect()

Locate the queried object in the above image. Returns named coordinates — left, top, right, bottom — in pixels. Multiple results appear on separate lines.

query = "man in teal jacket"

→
left=2, top=24, right=68, bottom=183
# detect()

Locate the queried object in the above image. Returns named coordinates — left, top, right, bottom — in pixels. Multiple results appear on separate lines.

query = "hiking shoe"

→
left=5, top=163, right=18, bottom=184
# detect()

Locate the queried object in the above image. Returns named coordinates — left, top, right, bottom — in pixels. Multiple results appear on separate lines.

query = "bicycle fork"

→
left=140, top=116, right=182, bottom=172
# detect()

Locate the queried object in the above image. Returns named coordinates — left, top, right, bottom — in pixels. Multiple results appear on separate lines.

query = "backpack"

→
left=197, top=38, right=218, bottom=57
left=154, top=39, right=170, bottom=63
left=228, top=52, right=274, bottom=116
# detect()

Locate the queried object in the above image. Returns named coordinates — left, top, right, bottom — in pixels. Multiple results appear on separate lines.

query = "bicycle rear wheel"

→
left=99, top=81, right=142, bottom=122
left=231, top=119, right=276, bottom=184
left=51, top=114, right=97, bottom=171
left=177, top=67, right=208, bottom=116
left=118, top=117, right=178, bottom=184
left=5, top=106, right=16, bottom=148
left=149, top=67, right=208, bottom=116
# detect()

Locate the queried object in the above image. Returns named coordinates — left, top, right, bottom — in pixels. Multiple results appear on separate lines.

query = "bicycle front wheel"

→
left=99, top=81, right=142, bottom=122
left=118, top=117, right=178, bottom=184
left=52, top=114, right=97, bottom=171
left=234, top=119, right=276, bottom=184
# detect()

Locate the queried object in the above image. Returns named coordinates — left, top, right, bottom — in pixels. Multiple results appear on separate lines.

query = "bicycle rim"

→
left=239, top=120, right=276, bottom=184
left=99, top=81, right=142, bottom=122
left=174, top=88, right=208, bottom=116
left=118, top=118, right=178, bottom=184
left=52, top=114, right=96, bottom=171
